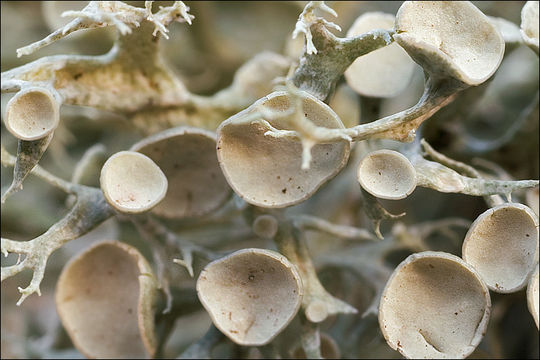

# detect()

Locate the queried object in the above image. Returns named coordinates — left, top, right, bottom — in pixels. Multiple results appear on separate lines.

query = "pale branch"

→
left=410, top=217, right=472, bottom=238
left=2, top=7, right=289, bottom=138
left=359, top=187, right=406, bottom=240
left=1, top=142, right=75, bottom=201
left=1, top=1, right=194, bottom=118
left=1, top=147, right=114, bottom=305
left=391, top=218, right=472, bottom=253
left=239, top=76, right=462, bottom=174
left=420, top=138, right=504, bottom=207
left=408, top=144, right=539, bottom=200
left=129, top=214, right=219, bottom=281
left=16, top=1, right=193, bottom=57
left=292, top=1, right=341, bottom=56
left=0, top=78, right=30, bottom=93
left=421, top=139, right=482, bottom=178
left=261, top=76, right=463, bottom=144
left=291, top=214, right=378, bottom=242
left=230, top=82, right=345, bottom=170
left=128, top=214, right=176, bottom=314
left=1, top=185, right=114, bottom=305
left=291, top=1, right=396, bottom=101
left=2, top=135, right=55, bottom=203
left=293, top=21, right=395, bottom=101
left=2, top=36, right=189, bottom=115
left=274, top=220, right=358, bottom=323
left=65, top=143, right=107, bottom=208
left=315, top=241, right=395, bottom=319
left=300, top=314, right=322, bottom=359
left=145, top=1, right=194, bottom=39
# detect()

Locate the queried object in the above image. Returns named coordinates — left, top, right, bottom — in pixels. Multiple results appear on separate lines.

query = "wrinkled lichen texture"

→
left=1, top=1, right=539, bottom=359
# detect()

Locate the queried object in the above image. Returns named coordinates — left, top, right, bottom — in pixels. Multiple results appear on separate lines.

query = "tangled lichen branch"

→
left=1, top=146, right=116, bottom=305
left=292, top=1, right=341, bottom=56
left=406, top=140, right=539, bottom=199
left=1, top=185, right=114, bottom=305
left=291, top=214, right=379, bottom=242
left=16, top=1, right=194, bottom=57
left=274, top=221, right=358, bottom=323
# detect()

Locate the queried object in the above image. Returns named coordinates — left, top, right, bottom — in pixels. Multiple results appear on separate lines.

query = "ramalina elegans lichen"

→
left=1, top=1, right=539, bottom=359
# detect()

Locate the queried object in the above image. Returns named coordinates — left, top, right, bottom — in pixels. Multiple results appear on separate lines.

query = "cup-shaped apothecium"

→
left=521, top=1, right=539, bottom=52
left=56, top=241, right=158, bottom=359
left=462, top=203, right=539, bottom=293
left=379, top=251, right=491, bottom=359
left=130, top=127, right=231, bottom=219
left=394, top=1, right=505, bottom=85
left=527, top=266, right=539, bottom=329
left=217, top=91, right=350, bottom=208
left=4, top=87, right=60, bottom=141
left=357, top=150, right=417, bottom=200
left=212, top=51, right=291, bottom=108
left=100, top=151, right=168, bottom=214
left=229, top=51, right=291, bottom=101
left=344, top=12, right=416, bottom=98
left=196, top=248, right=303, bottom=346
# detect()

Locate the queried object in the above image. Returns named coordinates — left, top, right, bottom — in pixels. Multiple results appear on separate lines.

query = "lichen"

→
left=1, top=1, right=538, bottom=359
